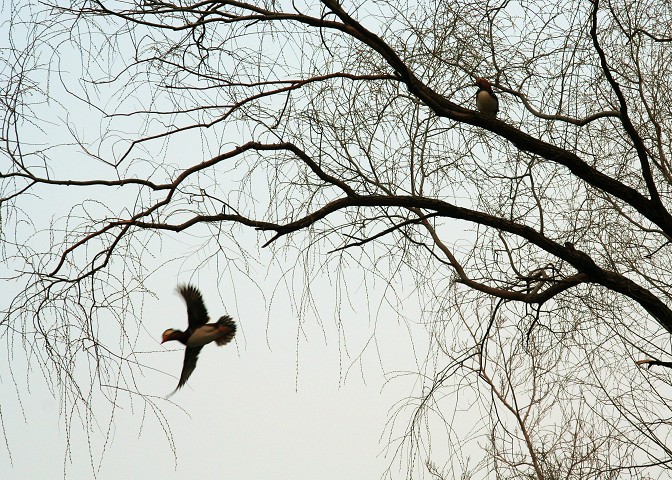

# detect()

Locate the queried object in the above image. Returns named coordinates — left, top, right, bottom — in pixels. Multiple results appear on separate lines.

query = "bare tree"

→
left=3, top=0, right=672, bottom=477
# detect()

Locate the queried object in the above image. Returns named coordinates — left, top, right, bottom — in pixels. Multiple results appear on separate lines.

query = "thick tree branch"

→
left=117, top=191, right=672, bottom=333
left=316, top=0, right=672, bottom=238
left=70, top=0, right=672, bottom=238
left=636, top=359, right=672, bottom=370
left=270, top=194, right=672, bottom=332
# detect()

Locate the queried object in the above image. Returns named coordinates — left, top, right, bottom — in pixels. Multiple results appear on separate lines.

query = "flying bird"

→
left=161, top=284, right=236, bottom=396
left=475, top=77, right=499, bottom=117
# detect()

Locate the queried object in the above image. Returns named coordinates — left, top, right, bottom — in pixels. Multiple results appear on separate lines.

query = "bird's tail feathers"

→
left=215, top=315, right=236, bottom=346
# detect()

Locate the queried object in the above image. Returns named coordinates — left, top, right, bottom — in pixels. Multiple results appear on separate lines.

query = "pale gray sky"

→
left=0, top=3, right=458, bottom=478
left=0, top=234, right=431, bottom=479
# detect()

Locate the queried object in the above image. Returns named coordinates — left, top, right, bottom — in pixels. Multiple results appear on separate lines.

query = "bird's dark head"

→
left=161, top=328, right=178, bottom=344
left=475, top=77, right=492, bottom=89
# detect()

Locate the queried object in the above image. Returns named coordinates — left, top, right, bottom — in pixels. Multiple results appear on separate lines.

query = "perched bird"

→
left=475, top=77, right=499, bottom=117
left=161, top=284, right=236, bottom=396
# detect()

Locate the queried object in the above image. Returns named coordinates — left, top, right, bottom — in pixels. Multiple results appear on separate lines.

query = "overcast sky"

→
left=0, top=232, right=431, bottom=479
left=0, top=3, right=459, bottom=477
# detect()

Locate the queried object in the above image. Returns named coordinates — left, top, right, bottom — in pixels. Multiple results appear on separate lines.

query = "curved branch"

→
left=636, top=359, right=672, bottom=370
left=500, top=84, right=621, bottom=126
left=74, top=0, right=672, bottom=237
left=590, top=0, right=662, bottom=208
left=320, top=0, right=672, bottom=237
left=420, top=217, right=589, bottom=303
left=120, top=192, right=672, bottom=333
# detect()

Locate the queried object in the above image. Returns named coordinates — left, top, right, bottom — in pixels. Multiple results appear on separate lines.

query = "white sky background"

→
left=5, top=2, right=672, bottom=478
left=1, top=264, right=425, bottom=479
left=0, top=197, right=436, bottom=478
left=0, top=3, right=466, bottom=477
left=0, top=165, right=439, bottom=479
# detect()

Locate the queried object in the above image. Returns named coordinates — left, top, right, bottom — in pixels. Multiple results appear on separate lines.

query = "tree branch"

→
left=590, top=0, right=663, bottom=209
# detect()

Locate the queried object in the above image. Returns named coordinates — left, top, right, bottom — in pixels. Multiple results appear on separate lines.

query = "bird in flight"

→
left=161, top=284, right=236, bottom=396
left=475, top=77, right=499, bottom=117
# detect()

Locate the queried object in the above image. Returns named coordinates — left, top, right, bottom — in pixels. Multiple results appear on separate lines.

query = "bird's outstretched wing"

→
left=178, top=284, right=209, bottom=328
left=166, top=346, right=203, bottom=398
